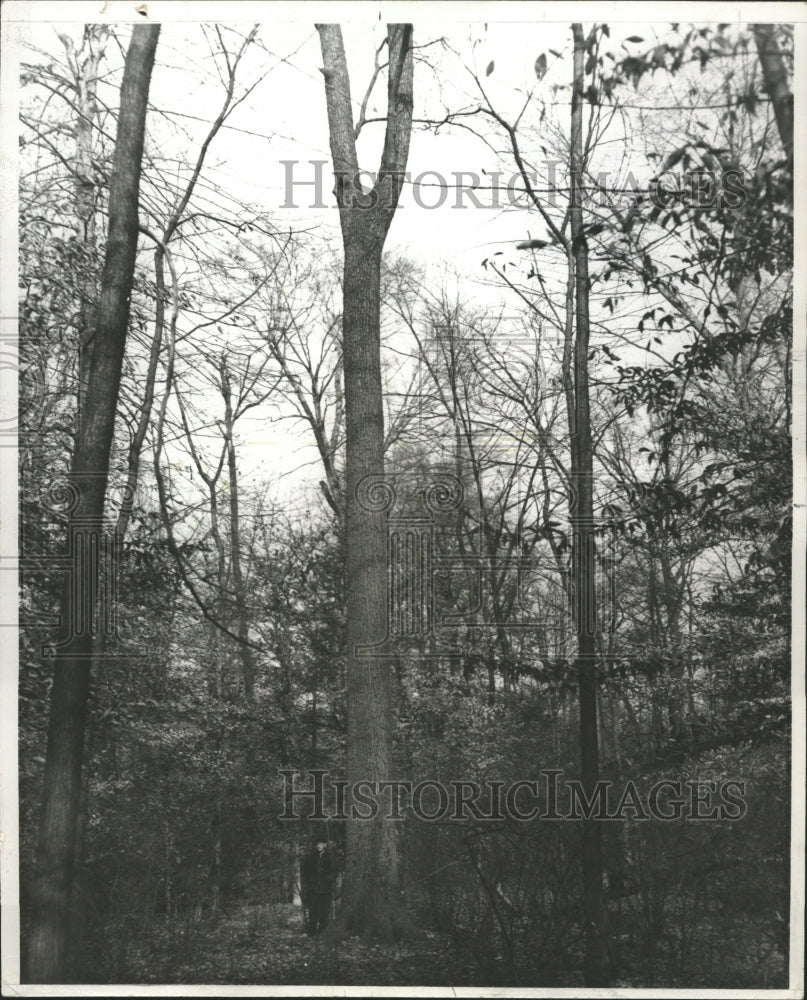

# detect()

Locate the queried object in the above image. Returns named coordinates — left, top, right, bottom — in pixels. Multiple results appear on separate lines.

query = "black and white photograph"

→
left=1, top=1, right=804, bottom=994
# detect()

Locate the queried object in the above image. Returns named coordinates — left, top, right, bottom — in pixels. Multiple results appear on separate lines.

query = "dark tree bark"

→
left=752, top=24, right=793, bottom=169
left=569, top=22, right=610, bottom=987
left=316, top=23, right=417, bottom=941
left=25, top=23, right=160, bottom=983
left=47, top=25, right=111, bottom=970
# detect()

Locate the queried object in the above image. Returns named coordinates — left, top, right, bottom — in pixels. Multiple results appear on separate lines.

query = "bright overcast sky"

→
left=3, top=1, right=802, bottom=513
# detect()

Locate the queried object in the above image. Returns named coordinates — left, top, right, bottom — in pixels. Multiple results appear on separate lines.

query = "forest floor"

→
left=99, top=890, right=789, bottom=988
left=143, top=901, right=482, bottom=986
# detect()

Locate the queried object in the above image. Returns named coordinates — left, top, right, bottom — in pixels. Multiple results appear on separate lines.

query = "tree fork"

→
left=316, top=23, right=417, bottom=942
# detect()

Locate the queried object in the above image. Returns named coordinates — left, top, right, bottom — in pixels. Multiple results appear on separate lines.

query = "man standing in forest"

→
left=300, top=840, right=334, bottom=936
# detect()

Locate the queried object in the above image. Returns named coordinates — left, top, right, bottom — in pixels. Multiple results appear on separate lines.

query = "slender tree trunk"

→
left=65, top=25, right=109, bottom=422
left=221, top=365, right=256, bottom=700
left=211, top=801, right=222, bottom=915
left=569, top=22, right=610, bottom=986
left=114, top=246, right=167, bottom=542
left=317, top=23, right=416, bottom=941
left=205, top=617, right=223, bottom=698
left=25, top=25, right=159, bottom=983
left=163, top=820, right=173, bottom=929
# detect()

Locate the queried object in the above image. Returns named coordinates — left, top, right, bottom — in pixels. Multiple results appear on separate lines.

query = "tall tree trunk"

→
left=569, top=22, right=610, bottom=986
left=316, top=22, right=416, bottom=941
left=25, top=24, right=160, bottom=983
